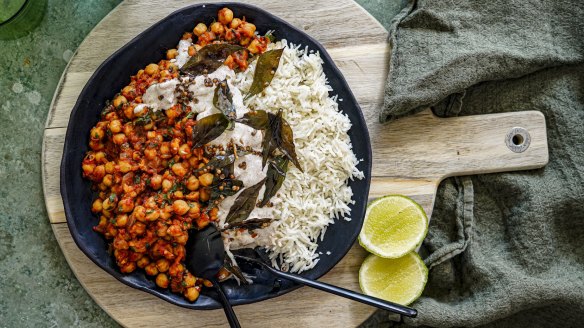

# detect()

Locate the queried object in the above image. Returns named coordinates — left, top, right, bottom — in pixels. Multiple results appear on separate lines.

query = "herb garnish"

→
left=225, top=178, right=266, bottom=225
left=245, top=48, right=284, bottom=100
left=191, top=113, right=229, bottom=148
left=260, top=156, right=288, bottom=207
left=181, top=44, right=244, bottom=77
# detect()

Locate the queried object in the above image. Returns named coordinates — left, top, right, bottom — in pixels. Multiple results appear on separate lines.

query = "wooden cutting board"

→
left=41, top=0, right=549, bottom=327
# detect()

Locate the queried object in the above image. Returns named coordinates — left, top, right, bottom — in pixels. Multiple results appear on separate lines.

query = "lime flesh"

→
left=359, top=252, right=428, bottom=305
left=359, top=195, right=428, bottom=258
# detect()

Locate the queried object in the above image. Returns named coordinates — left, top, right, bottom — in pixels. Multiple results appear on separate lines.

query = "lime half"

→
left=359, top=252, right=428, bottom=305
left=359, top=195, right=428, bottom=258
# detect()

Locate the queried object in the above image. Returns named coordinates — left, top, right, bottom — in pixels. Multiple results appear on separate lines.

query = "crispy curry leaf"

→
left=213, top=80, right=236, bottom=124
left=209, top=178, right=244, bottom=203
left=261, top=119, right=278, bottom=167
left=236, top=110, right=270, bottom=130
left=278, top=118, right=302, bottom=171
left=225, top=178, right=266, bottom=225
left=223, top=218, right=274, bottom=230
left=259, top=109, right=302, bottom=171
left=260, top=156, right=288, bottom=207
left=181, top=44, right=244, bottom=77
left=245, top=48, right=284, bottom=100
left=222, top=257, right=249, bottom=284
left=192, top=113, right=229, bottom=148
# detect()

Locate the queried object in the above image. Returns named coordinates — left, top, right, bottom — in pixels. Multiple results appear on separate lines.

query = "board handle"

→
left=372, top=109, right=549, bottom=181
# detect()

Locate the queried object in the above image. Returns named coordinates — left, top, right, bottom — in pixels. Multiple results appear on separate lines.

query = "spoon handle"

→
left=213, top=280, right=241, bottom=328
left=264, top=266, right=417, bottom=318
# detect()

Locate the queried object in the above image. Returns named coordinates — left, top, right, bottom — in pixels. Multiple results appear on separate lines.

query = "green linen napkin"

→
left=362, top=0, right=584, bottom=327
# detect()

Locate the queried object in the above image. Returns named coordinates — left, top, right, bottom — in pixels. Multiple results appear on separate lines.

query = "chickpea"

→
left=145, top=209, right=160, bottom=221
left=203, top=279, right=213, bottom=288
left=150, top=174, right=162, bottom=190
left=199, top=188, right=210, bottom=202
left=145, top=63, right=159, bottom=75
left=91, top=198, right=103, bottom=213
left=118, top=198, right=134, bottom=213
left=156, top=258, right=170, bottom=272
left=183, top=273, right=196, bottom=287
left=112, top=133, right=127, bottom=145
left=90, top=127, right=105, bottom=141
left=82, top=163, right=95, bottom=175
left=133, top=205, right=146, bottom=222
left=144, top=148, right=157, bottom=160
left=166, top=48, right=178, bottom=59
left=114, top=214, right=128, bottom=227
left=173, top=190, right=184, bottom=199
left=160, top=143, right=171, bottom=157
left=162, top=179, right=172, bottom=192
left=247, top=39, right=262, bottom=54
left=209, top=207, right=219, bottom=219
left=186, top=176, right=199, bottom=191
left=240, top=22, right=256, bottom=38
left=178, top=144, right=191, bottom=158
left=130, top=222, right=146, bottom=235
left=118, top=160, right=132, bottom=173
left=113, top=95, right=128, bottom=108
left=187, top=46, right=196, bottom=57
left=156, top=273, right=169, bottom=288
left=102, top=197, right=116, bottom=211
left=170, top=138, right=181, bottom=153
left=188, top=202, right=200, bottom=216
left=136, top=69, right=145, bottom=78
left=198, top=173, right=214, bottom=187
left=188, top=156, right=200, bottom=168
left=122, top=85, right=135, bottom=97
left=145, top=263, right=158, bottom=276
left=159, top=70, right=170, bottom=79
left=136, top=256, right=150, bottom=269
left=94, top=151, right=106, bottom=163
left=182, top=32, right=193, bottom=40
left=193, top=23, right=207, bottom=36
left=172, top=200, right=189, bottom=215
left=123, top=123, right=134, bottom=136
left=210, top=22, right=224, bottom=35
left=105, top=161, right=115, bottom=174
left=230, top=18, right=242, bottom=29
left=185, top=191, right=200, bottom=202
left=101, top=174, right=112, bottom=187
left=184, top=287, right=200, bottom=302
left=120, top=262, right=136, bottom=273
left=172, top=163, right=187, bottom=177
left=169, top=262, right=184, bottom=277
left=108, top=120, right=122, bottom=133
left=218, top=8, right=234, bottom=25
left=175, top=233, right=188, bottom=245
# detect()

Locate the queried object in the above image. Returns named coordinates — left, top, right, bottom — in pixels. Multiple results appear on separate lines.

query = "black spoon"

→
left=187, top=225, right=417, bottom=320
left=185, top=225, right=241, bottom=328
left=234, top=248, right=418, bottom=318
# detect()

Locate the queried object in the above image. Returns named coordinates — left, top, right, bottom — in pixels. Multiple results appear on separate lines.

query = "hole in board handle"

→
left=506, top=127, right=531, bottom=153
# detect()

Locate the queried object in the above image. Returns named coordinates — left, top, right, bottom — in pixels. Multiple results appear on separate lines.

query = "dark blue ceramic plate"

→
left=61, top=2, right=371, bottom=310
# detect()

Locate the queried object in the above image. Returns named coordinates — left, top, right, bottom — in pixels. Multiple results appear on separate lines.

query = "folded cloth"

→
left=362, top=0, right=584, bottom=327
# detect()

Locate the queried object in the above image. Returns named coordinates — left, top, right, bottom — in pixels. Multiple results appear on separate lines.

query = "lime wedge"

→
left=359, top=195, right=428, bottom=258
left=359, top=252, right=428, bottom=305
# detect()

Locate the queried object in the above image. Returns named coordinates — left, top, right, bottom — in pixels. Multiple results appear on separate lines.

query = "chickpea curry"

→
left=81, top=7, right=282, bottom=302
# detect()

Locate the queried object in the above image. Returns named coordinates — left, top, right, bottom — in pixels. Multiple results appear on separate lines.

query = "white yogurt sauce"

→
left=173, top=38, right=193, bottom=68
left=137, top=65, right=274, bottom=239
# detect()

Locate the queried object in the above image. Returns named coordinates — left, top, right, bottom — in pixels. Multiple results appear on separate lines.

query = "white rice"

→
left=232, top=40, right=364, bottom=273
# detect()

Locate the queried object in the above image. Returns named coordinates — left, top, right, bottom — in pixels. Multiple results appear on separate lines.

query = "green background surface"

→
left=0, top=0, right=406, bottom=326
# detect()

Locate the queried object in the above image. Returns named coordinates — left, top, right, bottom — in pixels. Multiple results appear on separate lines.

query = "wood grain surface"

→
left=42, top=0, right=549, bottom=327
